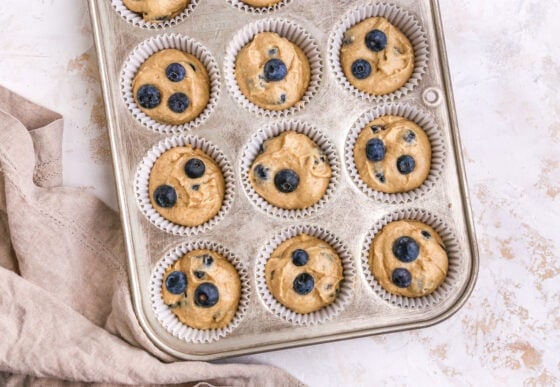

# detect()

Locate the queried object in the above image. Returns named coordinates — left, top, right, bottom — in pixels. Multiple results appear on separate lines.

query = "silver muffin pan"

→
left=88, top=0, right=479, bottom=360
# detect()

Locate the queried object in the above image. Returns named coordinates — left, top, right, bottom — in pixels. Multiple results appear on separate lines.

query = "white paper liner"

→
left=255, top=225, right=354, bottom=325
left=240, top=120, right=340, bottom=219
left=345, top=103, right=445, bottom=203
left=121, top=34, right=221, bottom=133
left=111, top=0, right=199, bottom=30
left=328, top=2, right=429, bottom=102
left=226, top=0, right=292, bottom=14
left=150, top=241, right=250, bottom=343
left=224, top=18, right=322, bottom=118
left=361, top=208, right=460, bottom=309
left=135, top=135, right=235, bottom=236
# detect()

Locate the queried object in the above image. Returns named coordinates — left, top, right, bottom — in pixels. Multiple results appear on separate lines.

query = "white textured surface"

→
left=0, top=0, right=559, bottom=385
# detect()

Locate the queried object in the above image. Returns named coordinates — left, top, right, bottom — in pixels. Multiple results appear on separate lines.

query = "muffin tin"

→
left=88, top=0, right=479, bottom=360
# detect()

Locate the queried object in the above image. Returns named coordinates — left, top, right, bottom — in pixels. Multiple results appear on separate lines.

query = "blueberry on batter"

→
left=351, top=59, right=372, bottom=80
left=264, top=59, right=288, bottom=82
left=365, top=29, right=387, bottom=52
left=166, top=63, right=186, bottom=82
left=165, top=271, right=187, bottom=294
left=137, top=84, right=161, bottom=109
left=391, top=268, right=412, bottom=288
left=194, top=283, right=219, bottom=307
left=153, top=184, right=177, bottom=208
left=254, top=164, right=269, bottom=181
left=392, top=236, right=419, bottom=263
left=291, top=249, right=309, bottom=267
left=168, top=92, right=190, bottom=113
left=403, top=130, right=416, bottom=143
left=366, top=138, right=386, bottom=162
left=293, top=272, right=314, bottom=295
left=184, top=158, right=205, bottom=179
left=396, top=155, right=416, bottom=175
left=274, top=169, right=300, bottom=193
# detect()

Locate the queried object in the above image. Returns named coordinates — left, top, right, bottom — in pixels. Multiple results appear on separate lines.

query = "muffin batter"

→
left=250, top=131, right=331, bottom=209
left=162, top=249, right=241, bottom=330
left=123, top=0, right=189, bottom=22
left=242, top=0, right=282, bottom=7
left=132, top=49, right=210, bottom=125
left=340, top=17, right=414, bottom=95
left=148, top=145, right=225, bottom=227
left=235, top=32, right=310, bottom=111
left=370, top=220, right=448, bottom=297
left=265, top=234, right=343, bottom=314
left=353, top=115, right=431, bottom=193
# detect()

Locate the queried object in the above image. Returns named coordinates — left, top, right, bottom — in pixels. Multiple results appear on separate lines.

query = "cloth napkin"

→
left=0, top=85, right=300, bottom=386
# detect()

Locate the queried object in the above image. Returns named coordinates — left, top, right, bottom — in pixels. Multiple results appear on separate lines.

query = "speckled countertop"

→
left=0, top=0, right=558, bottom=385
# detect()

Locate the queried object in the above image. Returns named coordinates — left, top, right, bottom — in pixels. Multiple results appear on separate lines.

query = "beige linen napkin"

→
left=0, top=85, right=300, bottom=386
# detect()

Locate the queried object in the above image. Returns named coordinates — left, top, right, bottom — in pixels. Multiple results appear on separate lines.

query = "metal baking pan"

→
left=88, top=0, right=479, bottom=360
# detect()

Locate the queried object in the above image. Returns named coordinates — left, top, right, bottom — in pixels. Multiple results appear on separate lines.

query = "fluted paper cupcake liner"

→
left=344, top=103, right=445, bottom=203
left=361, top=208, right=460, bottom=309
left=112, top=0, right=199, bottom=29
left=240, top=120, right=340, bottom=219
left=121, top=34, right=221, bottom=133
left=135, top=135, right=234, bottom=236
left=150, top=241, right=250, bottom=343
left=328, top=2, right=429, bottom=102
left=226, top=0, right=292, bottom=14
left=224, top=18, right=322, bottom=118
left=255, top=225, right=354, bottom=325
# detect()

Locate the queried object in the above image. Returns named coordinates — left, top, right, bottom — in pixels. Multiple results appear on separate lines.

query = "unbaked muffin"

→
left=123, top=0, right=189, bottom=22
left=340, top=16, right=414, bottom=95
left=235, top=32, right=310, bottom=111
left=265, top=234, right=343, bottom=314
left=249, top=131, right=331, bottom=210
left=370, top=220, right=448, bottom=297
left=148, top=145, right=224, bottom=227
left=133, top=49, right=210, bottom=125
left=162, top=249, right=241, bottom=329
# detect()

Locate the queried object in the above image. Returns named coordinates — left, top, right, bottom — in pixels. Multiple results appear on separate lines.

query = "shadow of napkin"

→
left=0, top=85, right=301, bottom=387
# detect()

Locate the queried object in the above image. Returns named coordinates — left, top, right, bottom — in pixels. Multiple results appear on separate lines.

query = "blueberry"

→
left=165, top=63, right=186, bottom=82
left=278, top=93, right=286, bottom=104
left=391, top=268, right=412, bottom=288
left=397, top=155, right=416, bottom=175
left=254, top=164, right=269, bottom=181
left=165, top=271, right=187, bottom=294
left=403, top=130, right=416, bottom=143
left=392, top=236, right=420, bottom=263
left=365, top=29, right=388, bottom=52
left=153, top=185, right=177, bottom=208
left=194, top=283, right=219, bottom=307
left=201, top=254, right=214, bottom=267
left=168, top=92, right=189, bottom=113
left=421, top=230, right=431, bottom=239
left=137, top=84, right=161, bottom=109
left=264, top=59, right=288, bottom=82
left=366, top=138, right=386, bottom=162
left=351, top=59, right=371, bottom=80
left=293, top=273, right=314, bottom=295
left=268, top=47, right=279, bottom=57
left=375, top=172, right=386, bottom=183
left=371, top=125, right=385, bottom=133
left=184, top=158, right=205, bottom=179
left=193, top=270, right=205, bottom=279
left=192, top=184, right=200, bottom=191
left=291, top=249, right=309, bottom=267
left=274, top=169, right=299, bottom=193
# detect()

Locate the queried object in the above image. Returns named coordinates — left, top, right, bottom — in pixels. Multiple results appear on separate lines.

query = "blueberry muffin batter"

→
left=242, top=0, right=282, bottom=7
left=265, top=234, right=343, bottom=314
left=149, top=145, right=225, bottom=227
left=235, top=32, right=310, bottom=111
left=123, top=0, right=189, bottom=22
left=353, top=115, right=431, bottom=193
left=133, top=49, right=210, bottom=125
left=249, top=131, right=331, bottom=209
left=370, top=220, right=448, bottom=298
left=340, top=17, right=414, bottom=95
left=162, top=249, right=241, bottom=330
